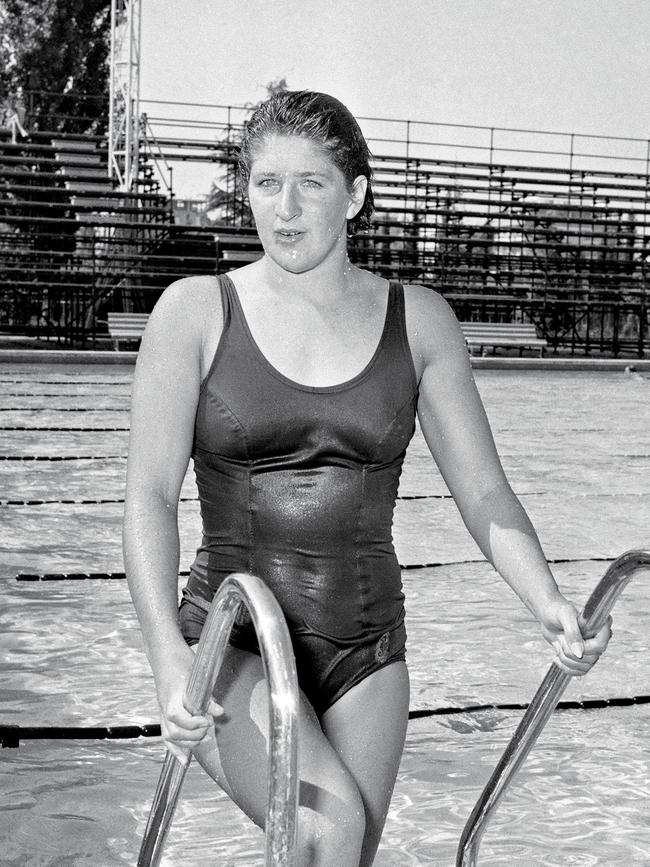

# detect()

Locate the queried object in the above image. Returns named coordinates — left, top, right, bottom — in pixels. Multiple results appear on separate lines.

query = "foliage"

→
left=205, top=77, right=290, bottom=225
left=0, top=0, right=111, bottom=135
left=0, top=1, right=112, bottom=341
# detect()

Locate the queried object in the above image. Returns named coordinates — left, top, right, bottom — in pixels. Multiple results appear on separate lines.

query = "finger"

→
left=168, top=724, right=210, bottom=745
left=207, top=699, right=225, bottom=719
left=557, top=606, right=584, bottom=658
left=551, top=636, right=588, bottom=668
left=583, top=628, right=612, bottom=656
left=163, top=717, right=210, bottom=744
left=578, top=613, right=613, bottom=641
left=579, top=616, right=613, bottom=653
left=553, top=645, right=603, bottom=675
left=554, top=631, right=584, bottom=664
left=594, top=615, right=613, bottom=639
left=552, top=654, right=594, bottom=676
left=162, top=719, right=217, bottom=753
left=160, top=723, right=194, bottom=758
left=162, top=735, right=206, bottom=761
left=166, top=705, right=213, bottom=730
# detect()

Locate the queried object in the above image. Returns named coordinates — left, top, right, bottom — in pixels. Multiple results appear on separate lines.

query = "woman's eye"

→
left=258, top=178, right=278, bottom=188
left=301, top=179, right=321, bottom=189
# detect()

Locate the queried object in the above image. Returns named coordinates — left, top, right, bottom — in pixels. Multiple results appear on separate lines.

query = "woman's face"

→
left=247, top=134, right=366, bottom=274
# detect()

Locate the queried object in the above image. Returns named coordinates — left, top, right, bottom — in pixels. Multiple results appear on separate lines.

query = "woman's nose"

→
left=275, top=183, right=301, bottom=221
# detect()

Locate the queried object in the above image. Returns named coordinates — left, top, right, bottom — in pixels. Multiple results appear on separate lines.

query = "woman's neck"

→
left=256, top=251, right=362, bottom=304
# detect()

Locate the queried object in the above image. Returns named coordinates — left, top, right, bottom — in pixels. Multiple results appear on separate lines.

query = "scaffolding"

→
left=108, top=0, right=142, bottom=191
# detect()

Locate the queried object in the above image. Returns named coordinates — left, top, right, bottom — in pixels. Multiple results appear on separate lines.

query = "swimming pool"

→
left=1, top=363, right=648, bottom=865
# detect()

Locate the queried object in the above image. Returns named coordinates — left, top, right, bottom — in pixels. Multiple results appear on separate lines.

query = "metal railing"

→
left=3, top=95, right=650, bottom=353
left=139, top=97, right=650, bottom=173
left=140, top=112, right=174, bottom=197
left=456, top=548, right=650, bottom=866
left=137, top=572, right=299, bottom=867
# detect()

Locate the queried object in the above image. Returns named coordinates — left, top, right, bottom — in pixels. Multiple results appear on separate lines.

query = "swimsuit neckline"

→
left=222, top=274, right=394, bottom=394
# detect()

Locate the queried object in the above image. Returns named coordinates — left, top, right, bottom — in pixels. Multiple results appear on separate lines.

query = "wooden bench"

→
left=460, top=321, right=547, bottom=356
left=106, top=311, right=149, bottom=350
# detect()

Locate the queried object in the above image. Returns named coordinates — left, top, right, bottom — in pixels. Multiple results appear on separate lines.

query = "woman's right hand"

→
left=156, top=645, right=224, bottom=765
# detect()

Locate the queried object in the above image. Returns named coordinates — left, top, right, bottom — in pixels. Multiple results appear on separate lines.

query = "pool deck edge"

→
left=470, top=356, right=650, bottom=371
left=0, top=349, right=138, bottom=364
left=1, top=348, right=649, bottom=372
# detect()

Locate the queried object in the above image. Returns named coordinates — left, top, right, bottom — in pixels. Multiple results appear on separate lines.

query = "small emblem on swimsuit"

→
left=375, top=632, right=390, bottom=664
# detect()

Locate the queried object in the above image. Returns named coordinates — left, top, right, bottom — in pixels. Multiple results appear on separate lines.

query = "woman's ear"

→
left=346, top=175, right=368, bottom=220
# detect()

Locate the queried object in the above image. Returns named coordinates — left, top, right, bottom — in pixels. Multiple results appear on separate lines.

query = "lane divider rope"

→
left=4, top=391, right=130, bottom=397
left=13, top=558, right=615, bottom=581
left=0, top=455, right=127, bottom=461
left=15, top=571, right=190, bottom=581
left=0, top=379, right=130, bottom=386
left=399, top=555, right=614, bottom=571
left=2, top=496, right=195, bottom=506
left=1, top=724, right=161, bottom=748
left=3, top=696, right=649, bottom=748
left=3, top=498, right=128, bottom=506
left=2, top=494, right=451, bottom=506
left=0, top=407, right=127, bottom=412
left=3, top=491, right=642, bottom=506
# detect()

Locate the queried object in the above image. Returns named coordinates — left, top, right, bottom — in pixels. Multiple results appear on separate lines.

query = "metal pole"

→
left=124, top=1, right=134, bottom=188
left=456, top=549, right=650, bottom=867
left=137, top=573, right=299, bottom=867
left=108, top=0, right=117, bottom=182
left=132, top=0, right=142, bottom=191
left=641, top=139, right=650, bottom=357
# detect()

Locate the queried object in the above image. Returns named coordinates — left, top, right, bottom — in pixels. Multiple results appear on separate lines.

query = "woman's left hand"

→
left=539, top=596, right=613, bottom=676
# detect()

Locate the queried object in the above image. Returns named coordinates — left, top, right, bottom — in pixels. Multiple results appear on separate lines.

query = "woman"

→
left=124, top=91, right=611, bottom=866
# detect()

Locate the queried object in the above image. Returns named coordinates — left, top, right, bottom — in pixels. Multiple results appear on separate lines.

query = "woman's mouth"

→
left=275, top=229, right=304, bottom=241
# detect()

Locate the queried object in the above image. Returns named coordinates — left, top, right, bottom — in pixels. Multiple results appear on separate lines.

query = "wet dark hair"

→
left=239, top=90, right=374, bottom=234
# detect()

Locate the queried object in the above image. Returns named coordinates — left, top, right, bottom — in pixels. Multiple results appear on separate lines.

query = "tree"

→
left=205, top=77, right=290, bottom=226
left=0, top=1, right=112, bottom=341
left=0, top=0, right=111, bottom=135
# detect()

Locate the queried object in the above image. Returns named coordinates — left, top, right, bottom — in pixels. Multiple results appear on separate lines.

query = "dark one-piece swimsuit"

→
left=179, top=274, right=419, bottom=715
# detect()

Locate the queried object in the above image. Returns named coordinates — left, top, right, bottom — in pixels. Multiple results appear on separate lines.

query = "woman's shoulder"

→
left=402, top=283, right=461, bottom=332
left=152, top=274, right=220, bottom=317
left=401, top=283, right=467, bottom=366
left=137, top=275, right=224, bottom=377
left=146, top=275, right=223, bottom=339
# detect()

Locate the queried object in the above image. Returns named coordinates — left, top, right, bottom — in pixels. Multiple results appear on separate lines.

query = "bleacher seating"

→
left=215, top=230, right=263, bottom=270
left=2, top=98, right=648, bottom=355
left=0, top=128, right=178, bottom=344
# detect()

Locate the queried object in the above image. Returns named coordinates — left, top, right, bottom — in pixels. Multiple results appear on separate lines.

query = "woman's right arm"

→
left=123, top=277, right=222, bottom=762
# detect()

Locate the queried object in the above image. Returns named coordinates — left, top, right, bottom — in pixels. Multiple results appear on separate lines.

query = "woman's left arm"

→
left=406, top=287, right=611, bottom=675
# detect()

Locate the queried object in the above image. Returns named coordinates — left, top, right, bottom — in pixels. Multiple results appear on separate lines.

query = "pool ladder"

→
left=456, top=548, right=650, bottom=866
left=137, top=572, right=299, bottom=867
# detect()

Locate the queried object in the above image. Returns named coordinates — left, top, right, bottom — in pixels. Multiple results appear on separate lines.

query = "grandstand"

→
left=1, top=96, right=648, bottom=356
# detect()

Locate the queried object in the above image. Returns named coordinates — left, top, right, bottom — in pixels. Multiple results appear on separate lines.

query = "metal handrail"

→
left=137, top=572, right=300, bottom=867
left=457, top=548, right=650, bottom=867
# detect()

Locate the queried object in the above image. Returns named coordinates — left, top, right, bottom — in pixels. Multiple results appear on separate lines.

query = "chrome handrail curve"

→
left=137, top=572, right=300, bottom=867
left=456, top=548, right=650, bottom=867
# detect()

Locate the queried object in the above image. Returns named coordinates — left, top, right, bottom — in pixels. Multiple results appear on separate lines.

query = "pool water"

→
left=1, top=364, right=649, bottom=865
